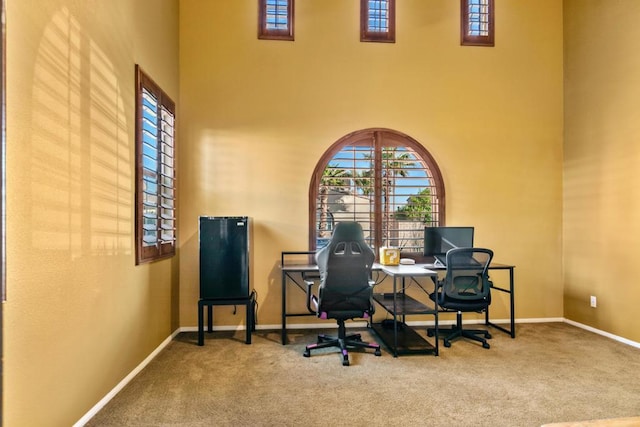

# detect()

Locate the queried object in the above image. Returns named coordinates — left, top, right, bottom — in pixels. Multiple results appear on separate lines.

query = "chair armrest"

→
left=430, top=278, right=445, bottom=304
left=305, top=280, right=318, bottom=314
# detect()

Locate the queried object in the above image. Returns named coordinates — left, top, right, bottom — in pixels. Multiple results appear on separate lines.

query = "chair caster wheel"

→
left=485, top=332, right=492, bottom=339
left=427, top=330, right=434, bottom=337
left=482, top=342, right=490, bottom=349
left=342, top=359, right=350, bottom=366
left=444, top=340, right=451, bottom=348
left=303, top=350, right=310, bottom=357
left=374, top=349, right=382, bottom=356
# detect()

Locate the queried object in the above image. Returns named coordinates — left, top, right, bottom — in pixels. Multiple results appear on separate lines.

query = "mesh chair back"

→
left=315, top=222, right=375, bottom=316
left=441, top=248, right=493, bottom=303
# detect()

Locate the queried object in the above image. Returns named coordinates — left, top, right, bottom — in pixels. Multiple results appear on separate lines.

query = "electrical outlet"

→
left=590, top=295, right=597, bottom=308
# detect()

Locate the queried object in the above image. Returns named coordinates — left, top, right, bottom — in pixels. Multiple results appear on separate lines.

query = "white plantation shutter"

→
left=259, top=0, right=294, bottom=41
left=361, top=0, right=395, bottom=43
left=310, top=129, right=445, bottom=256
left=462, top=0, right=495, bottom=46
left=136, top=66, right=176, bottom=264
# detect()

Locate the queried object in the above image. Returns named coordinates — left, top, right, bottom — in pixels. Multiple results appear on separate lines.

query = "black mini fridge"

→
left=199, top=216, right=251, bottom=299
left=198, top=216, right=254, bottom=345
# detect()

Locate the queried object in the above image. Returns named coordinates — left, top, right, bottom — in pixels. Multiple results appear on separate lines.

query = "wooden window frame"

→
left=135, top=65, right=177, bottom=265
left=461, top=0, right=494, bottom=47
left=361, top=0, right=396, bottom=43
left=258, top=0, right=294, bottom=41
left=309, top=128, right=445, bottom=257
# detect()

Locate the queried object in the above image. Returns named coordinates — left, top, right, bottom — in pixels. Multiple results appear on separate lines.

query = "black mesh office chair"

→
left=304, top=222, right=382, bottom=366
left=427, top=247, right=494, bottom=349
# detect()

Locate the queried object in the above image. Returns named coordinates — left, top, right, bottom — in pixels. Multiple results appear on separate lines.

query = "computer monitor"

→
left=424, top=226, right=474, bottom=257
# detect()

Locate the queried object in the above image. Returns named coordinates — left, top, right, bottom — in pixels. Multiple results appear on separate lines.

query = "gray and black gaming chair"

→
left=304, top=222, right=382, bottom=366
left=427, top=247, right=494, bottom=349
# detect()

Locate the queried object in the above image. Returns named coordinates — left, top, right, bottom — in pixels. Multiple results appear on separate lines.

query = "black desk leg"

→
left=485, top=267, right=516, bottom=338
left=208, top=305, right=213, bottom=332
left=281, top=273, right=287, bottom=345
left=509, top=268, right=515, bottom=338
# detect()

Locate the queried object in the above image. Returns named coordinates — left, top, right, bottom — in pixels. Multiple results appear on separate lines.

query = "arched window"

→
left=309, top=129, right=445, bottom=256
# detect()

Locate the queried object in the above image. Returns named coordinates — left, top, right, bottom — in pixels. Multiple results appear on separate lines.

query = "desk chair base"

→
left=304, top=320, right=382, bottom=366
left=427, top=312, right=491, bottom=349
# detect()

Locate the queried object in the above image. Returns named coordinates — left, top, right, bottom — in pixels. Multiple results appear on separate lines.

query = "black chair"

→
left=427, top=248, right=494, bottom=349
left=304, top=222, right=382, bottom=366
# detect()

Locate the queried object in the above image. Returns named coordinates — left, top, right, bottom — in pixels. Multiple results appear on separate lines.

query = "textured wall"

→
left=564, top=0, right=640, bottom=341
left=4, top=0, right=179, bottom=425
left=178, top=0, right=564, bottom=328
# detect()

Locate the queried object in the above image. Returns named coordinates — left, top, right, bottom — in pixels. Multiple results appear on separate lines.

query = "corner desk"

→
left=279, top=252, right=516, bottom=355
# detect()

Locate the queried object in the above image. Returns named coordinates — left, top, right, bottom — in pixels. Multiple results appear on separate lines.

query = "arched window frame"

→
left=309, top=129, right=445, bottom=257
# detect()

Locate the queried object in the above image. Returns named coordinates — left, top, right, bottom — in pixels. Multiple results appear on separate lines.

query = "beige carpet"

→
left=85, top=323, right=640, bottom=427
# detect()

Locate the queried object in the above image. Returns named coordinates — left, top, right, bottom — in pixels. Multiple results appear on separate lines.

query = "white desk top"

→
left=380, top=264, right=437, bottom=277
left=281, top=262, right=437, bottom=276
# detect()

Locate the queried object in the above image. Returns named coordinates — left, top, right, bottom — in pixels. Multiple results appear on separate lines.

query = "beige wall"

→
left=563, top=1, right=640, bottom=341
left=179, top=0, right=564, bottom=329
left=4, top=0, right=179, bottom=425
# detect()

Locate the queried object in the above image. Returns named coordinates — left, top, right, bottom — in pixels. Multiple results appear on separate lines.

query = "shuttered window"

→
left=135, top=65, right=176, bottom=264
left=361, top=0, right=395, bottom=43
left=461, top=0, right=494, bottom=46
left=258, top=0, right=294, bottom=41
left=309, top=129, right=445, bottom=256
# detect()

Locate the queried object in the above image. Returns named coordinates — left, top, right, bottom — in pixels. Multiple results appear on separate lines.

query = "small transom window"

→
left=361, top=0, right=396, bottom=43
left=461, top=0, right=494, bottom=46
left=259, top=0, right=294, bottom=41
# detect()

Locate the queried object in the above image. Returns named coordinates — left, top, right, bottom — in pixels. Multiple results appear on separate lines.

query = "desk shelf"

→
left=372, top=292, right=438, bottom=356
left=373, top=293, right=437, bottom=316
left=371, top=322, right=437, bottom=355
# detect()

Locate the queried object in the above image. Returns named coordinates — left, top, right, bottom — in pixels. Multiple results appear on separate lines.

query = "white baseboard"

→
left=174, top=317, right=640, bottom=352
left=564, top=318, right=640, bottom=349
left=73, top=329, right=181, bottom=427
left=241, top=316, right=566, bottom=330
left=75, top=317, right=639, bottom=426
